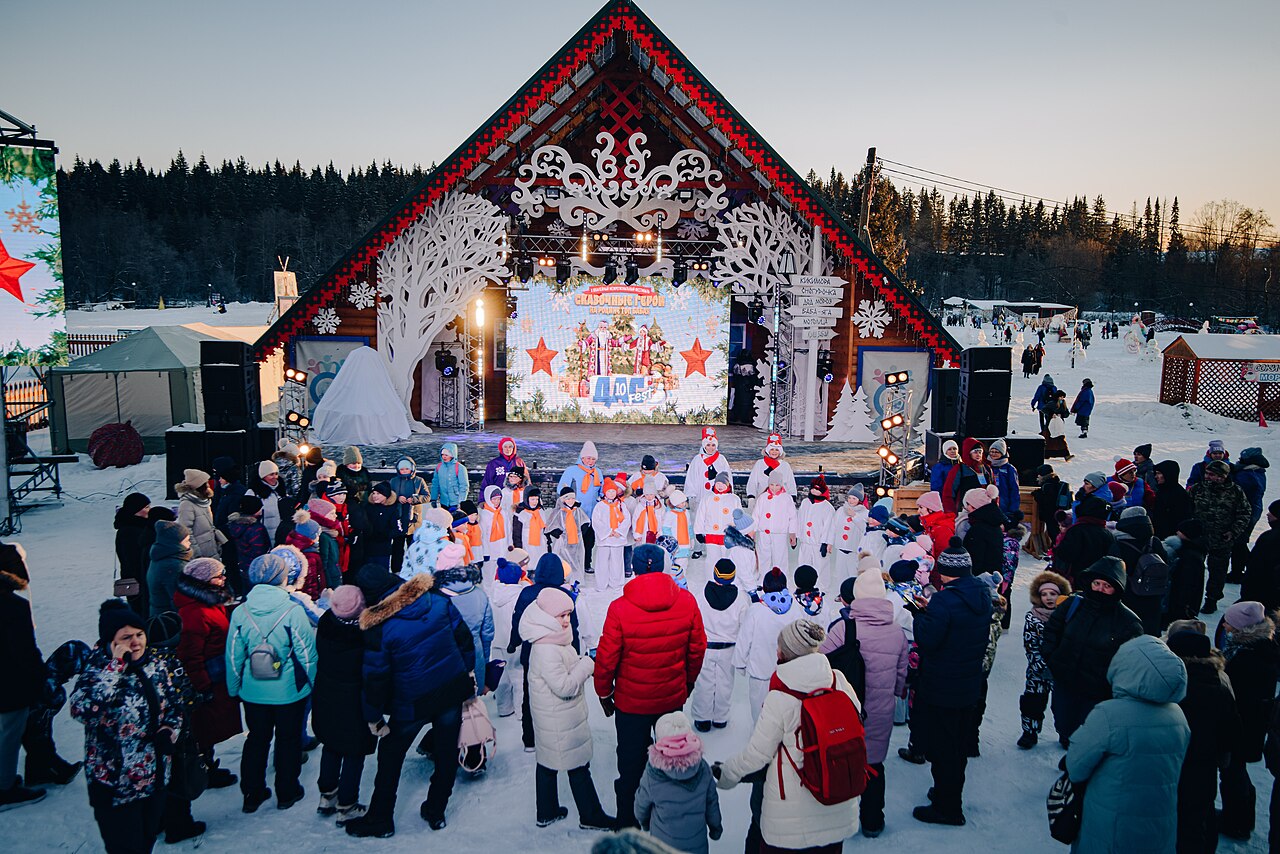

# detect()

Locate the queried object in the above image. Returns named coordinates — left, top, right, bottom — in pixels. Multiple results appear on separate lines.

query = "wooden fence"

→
left=5, top=379, right=50, bottom=430
left=67, top=333, right=128, bottom=358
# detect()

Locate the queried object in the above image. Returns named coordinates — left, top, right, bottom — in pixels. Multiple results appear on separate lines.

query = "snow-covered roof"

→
left=942, top=297, right=1073, bottom=311
left=1164, top=333, right=1280, bottom=361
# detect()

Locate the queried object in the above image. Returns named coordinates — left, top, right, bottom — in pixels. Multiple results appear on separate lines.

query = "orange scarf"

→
left=487, top=502, right=505, bottom=541
left=564, top=507, right=579, bottom=545
left=466, top=521, right=481, bottom=548
left=509, top=486, right=523, bottom=507
left=635, top=502, right=659, bottom=536
left=673, top=508, right=690, bottom=544
left=607, top=499, right=624, bottom=531
left=525, top=508, right=544, bottom=545
left=578, top=464, right=601, bottom=493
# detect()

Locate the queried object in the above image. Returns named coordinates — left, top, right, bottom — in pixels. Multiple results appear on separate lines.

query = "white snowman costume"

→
left=744, top=433, right=797, bottom=502
left=825, top=488, right=869, bottom=579
left=754, top=471, right=797, bottom=575
left=794, top=474, right=835, bottom=586
left=684, top=426, right=733, bottom=511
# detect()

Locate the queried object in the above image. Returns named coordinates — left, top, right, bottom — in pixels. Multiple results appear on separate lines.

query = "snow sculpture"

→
left=313, top=346, right=413, bottom=446
left=376, top=191, right=508, bottom=427
left=713, top=202, right=811, bottom=296
left=851, top=299, right=892, bottom=338
left=824, top=380, right=877, bottom=442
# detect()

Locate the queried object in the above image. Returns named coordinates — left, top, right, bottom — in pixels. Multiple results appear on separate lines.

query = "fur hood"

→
left=1005, top=521, right=1027, bottom=541
left=175, top=484, right=211, bottom=503
left=1029, top=570, right=1070, bottom=606
left=359, top=571, right=434, bottom=630
left=646, top=741, right=705, bottom=780
left=1227, top=616, right=1276, bottom=647
left=175, top=573, right=232, bottom=607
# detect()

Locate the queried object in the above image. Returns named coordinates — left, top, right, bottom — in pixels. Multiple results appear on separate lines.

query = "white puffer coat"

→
left=717, top=653, right=861, bottom=848
left=521, top=603, right=595, bottom=771
left=734, top=600, right=793, bottom=680
left=177, top=487, right=225, bottom=559
left=490, top=580, right=524, bottom=654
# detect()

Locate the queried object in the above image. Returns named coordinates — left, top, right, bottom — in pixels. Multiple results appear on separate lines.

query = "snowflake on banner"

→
left=676, top=220, right=709, bottom=240
left=347, top=281, right=378, bottom=310
left=668, top=287, right=691, bottom=310
left=520, top=315, right=533, bottom=334
left=547, top=219, right=571, bottom=237
left=852, top=299, right=892, bottom=338
left=550, top=292, right=571, bottom=313
left=5, top=200, right=39, bottom=234
left=313, top=307, right=342, bottom=334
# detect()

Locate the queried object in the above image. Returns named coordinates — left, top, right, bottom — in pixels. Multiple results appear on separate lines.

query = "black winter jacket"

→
left=912, top=575, right=993, bottom=708
left=1041, top=560, right=1143, bottom=701
left=1, top=571, right=43, bottom=713
left=1177, top=656, right=1239, bottom=806
left=963, top=503, right=1006, bottom=576
left=1151, top=461, right=1195, bottom=540
left=1164, top=534, right=1209, bottom=623
left=1223, top=625, right=1280, bottom=763
left=312, top=611, right=377, bottom=756
left=1053, top=518, right=1115, bottom=583
left=1241, top=526, right=1280, bottom=611
left=1111, top=514, right=1169, bottom=635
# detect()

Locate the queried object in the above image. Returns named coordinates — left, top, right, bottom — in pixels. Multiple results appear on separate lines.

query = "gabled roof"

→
left=1163, top=333, right=1280, bottom=361
left=253, top=0, right=958, bottom=362
left=57, top=325, right=222, bottom=373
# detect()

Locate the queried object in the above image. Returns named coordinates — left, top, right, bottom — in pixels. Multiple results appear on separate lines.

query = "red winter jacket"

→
left=594, top=572, right=707, bottom=715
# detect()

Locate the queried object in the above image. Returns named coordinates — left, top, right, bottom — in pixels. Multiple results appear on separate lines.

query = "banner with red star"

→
left=0, top=144, right=66, bottom=364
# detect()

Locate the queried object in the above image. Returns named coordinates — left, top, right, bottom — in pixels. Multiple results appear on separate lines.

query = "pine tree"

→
left=823, top=381, right=877, bottom=442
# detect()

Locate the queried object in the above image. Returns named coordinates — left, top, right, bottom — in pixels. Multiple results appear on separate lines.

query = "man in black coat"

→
left=0, top=543, right=48, bottom=810
left=1052, top=495, right=1115, bottom=585
left=1151, top=460, right=1195, bottom=540
left=1040, top=555, right=1143, bottom=744
left=1164, top=519, right=1210, bottom=624
left=1110, top=506, right=1169, bottom=635
left=347, top=483, right=402, bottom=572
left=1218, top=601, right=1280, bottom=841
left=910, top=539, right=993, bottom=827
left=113, top=492, right=152, bottom=616
left=1241, top=501, right=1280, bottom=611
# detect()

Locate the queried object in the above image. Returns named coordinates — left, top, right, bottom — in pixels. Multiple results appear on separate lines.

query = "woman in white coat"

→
left=715, top=619, right=861, bottom=853
left=520, top=587, right=613, bottom=830
left=745, top=433, right=796, bottom=502
left=175, top=468, right=226, bottom=559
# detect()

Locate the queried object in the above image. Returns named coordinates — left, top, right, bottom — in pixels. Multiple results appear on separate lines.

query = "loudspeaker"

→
left=960, top=347, right=1012, bottom=372
left=959, top=369, right=1011, bottom=438
left=202, top=364, right=261, bottom=431
left=199, top=339, right=251, bottom=366
left=165, top=426, right=206, bottom=500
left=929, top=367, right=960, bottom=433
left=204, top=430, right=252, bottom=475
left=1004, top=435, right=1047, bottom=479
left=252, top=425, right=278, bottom=464
left=959, top=369, right=1012, bottom=401
left=924, top=430, right=958, bottom=466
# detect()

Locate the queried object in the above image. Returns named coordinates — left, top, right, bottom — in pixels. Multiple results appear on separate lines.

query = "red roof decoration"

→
left=253, top=0, right=958, bottom=363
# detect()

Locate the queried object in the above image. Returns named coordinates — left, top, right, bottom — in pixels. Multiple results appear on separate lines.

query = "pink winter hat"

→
left=329, top=585, right=365, bottom=620
left=435, top=541, right=466, bottom=571
left=183, top=557, right=224, bottom=582
left=962, top=484, right=1000, bottom=512
left=916, top=491, right=943, bottom=515
left=535, top=586, right=574, bottom=617
left=650, top=711, right=703, bottom=772
left=901, top=542, right=929, bottom=563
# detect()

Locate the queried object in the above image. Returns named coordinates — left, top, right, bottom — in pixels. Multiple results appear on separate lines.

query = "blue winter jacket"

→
left=1234, top=463, right=1268, bottom=524
left=226, top=584, right=317, bottom=706
left=440, top=575, right=495, bottom=684
left=911, top=574, right=993, bottom=708
left=1031, top=380, right=1056, bottom=411
left=929, top=459, right=956, bottom=493
left=430, top=443, right=470, bottom=509
left=1186, top=454, right=1230, bottom=489
left=1071, top=386, right=1095, bottom=418
left=989, top=459, right=1020, bottom=515
left=358, top=573, right=475, bottom=723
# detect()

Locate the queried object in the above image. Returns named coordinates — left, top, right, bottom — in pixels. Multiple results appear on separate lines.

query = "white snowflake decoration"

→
left=550, top=292, right=571, bottom=313
left=347, top=281, right=378, bottom=311
left=851, top=299, right=892, bottom=338
left=547, top=219, right=571, bottom=236
left=677, top=220, right=709, bottom=240
left=313, top=307, right=341, bottom=334
left=668, top=287, right=691, bottom=310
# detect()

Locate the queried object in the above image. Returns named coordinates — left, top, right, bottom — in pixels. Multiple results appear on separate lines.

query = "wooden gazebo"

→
left=1160, top=333, right=1280, bottom=422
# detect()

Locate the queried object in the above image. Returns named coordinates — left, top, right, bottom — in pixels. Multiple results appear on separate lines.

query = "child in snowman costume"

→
left=479, top=485, right=510, bottom=570
left=511, top=487, right=549, bottom=561
left=500, top=466, right=528, bottom=532
left=745, top=432, right=796, bottom=502
left=590, top=477, right=631, bottom=591
left=753, top=468, right=797, bottom=576
left=690, top=558, right=748, bottom=731
left=825, top=484, right=869, bottom=579
left=684, top=427, right=732, bottom=510
left=724, top=508, right=759, bottom=593
left=546, top=488, right=589, bottom=583
left=857, top=500, right=894, bottom=563
left=632, top=473, right=666, bottom=545
left=693, top=471, right=741, bottom=570
left=793, top=473, right=834, bottom=586
left=658, top=489, right=694, bottom=567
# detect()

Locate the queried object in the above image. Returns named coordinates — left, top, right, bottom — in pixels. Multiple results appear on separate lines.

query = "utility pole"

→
left=857, top=147, right=876, bottom=249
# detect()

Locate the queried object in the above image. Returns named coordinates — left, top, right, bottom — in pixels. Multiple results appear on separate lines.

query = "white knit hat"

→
left=258, top=460, right=279, bottom=478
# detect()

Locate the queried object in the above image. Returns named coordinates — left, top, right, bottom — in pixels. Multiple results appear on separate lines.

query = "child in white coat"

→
left=694, top=472, right=741, bottom=569
left=825, top=485, right=868, bottom=580
left=794, top=474, right=834, bottom=586
left=725, top=509, right=759, bottom=593
left=590, top=478, right=631, bottom=591
left=691, top=559, right=748, bottom=731
left=479, top=485, right=509, bottom=568
left=658, top=489, right=694, bottom=567
left=734, top=568, right=795, bottom=721
left=491, top=557, right=529, bottom=719
left=754, top=471, right=797, bottom=575
left=511, top=489, right=548, bottom=561
left=520, top=587, right=613, bottom=830
left=745, top=432, right=796, bottom=502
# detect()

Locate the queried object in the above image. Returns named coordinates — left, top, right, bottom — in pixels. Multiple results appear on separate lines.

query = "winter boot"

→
left=579, top=813, right=616, bottom=832
left=537, top=807, right=569, bottom=827
left=317, top=789, right=339, bottom=816
left=1200, top=598, right=1219, bottom=615
left=0, top=784, right=46, bottom=812
left=345, top=814, right=395, bottom=838
left=1017, top=731, right=1038, bottom=749
left=163, top=819, right=206, bottom=844
left=206, top=760, right=237, bottom=789
left=336, top=803, right=367, bottom=826
left=712, top=721, right=728, bottom=729
left=277, top=786, right=305, bottom=810
left=912, top=804, right=966, bottom=826
left=693, top=720, right=712, bottom=733
left=897, top=746, right=927, bottom=765
left=23, top=756, right=81, bottom=786
left=420, top=802, right=447, bottom=830
left=242, top=787, right=272, bottom=814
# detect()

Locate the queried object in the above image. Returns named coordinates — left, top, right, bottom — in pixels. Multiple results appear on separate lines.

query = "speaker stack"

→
left=958, top=347, right=1011, bottom=439
left=929, top=367, right=960, bottom=434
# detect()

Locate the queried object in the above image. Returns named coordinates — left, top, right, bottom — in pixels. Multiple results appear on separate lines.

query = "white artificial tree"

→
left=752, top=358, right=771, bottom=431
left=376, top=191, right=508, bottom=430
left=713, top=202, right=811, bottom=296
left=823, top=380, right=877, bottom=442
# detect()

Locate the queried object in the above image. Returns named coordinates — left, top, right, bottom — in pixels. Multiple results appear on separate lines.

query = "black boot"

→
left=24, top=755, right=81, bottom=786
left=164, top=819, right=206, bottom=844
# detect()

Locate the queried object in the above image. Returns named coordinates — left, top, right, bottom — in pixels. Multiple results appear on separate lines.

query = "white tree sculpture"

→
left=752, top=358, right=771, bottom=431
left=824, top=381, right=877, bottom=442
left=376, top=192, right=508, bottom=424
left=913, top=395, right=931, bottom=446
left=713, top=202, right=812, bottom=296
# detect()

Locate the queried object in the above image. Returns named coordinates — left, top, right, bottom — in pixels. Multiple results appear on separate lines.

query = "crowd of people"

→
left=0, top=425, right=1276, bottom=854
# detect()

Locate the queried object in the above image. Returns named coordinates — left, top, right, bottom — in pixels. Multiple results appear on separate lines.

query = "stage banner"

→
left=0, top=145, right=66, bottom=365
left=506, top=274, right=729, bottom=423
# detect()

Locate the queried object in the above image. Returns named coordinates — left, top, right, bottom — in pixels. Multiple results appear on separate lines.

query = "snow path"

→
left=6, top=333, right=1276, bottom=851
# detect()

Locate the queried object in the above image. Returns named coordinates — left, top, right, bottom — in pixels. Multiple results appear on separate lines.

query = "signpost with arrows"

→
left=788, top=273, right=845, bottom=441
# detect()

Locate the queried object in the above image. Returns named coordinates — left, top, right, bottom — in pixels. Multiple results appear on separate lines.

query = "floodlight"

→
left=284, top=367, right=309, bottom=384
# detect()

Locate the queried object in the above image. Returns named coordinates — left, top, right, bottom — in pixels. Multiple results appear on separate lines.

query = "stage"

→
left=352, top=421, right=881, bottom=477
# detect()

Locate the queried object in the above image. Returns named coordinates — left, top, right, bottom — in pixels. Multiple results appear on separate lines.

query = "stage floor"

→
left=352, top=422, right=881, bottom=475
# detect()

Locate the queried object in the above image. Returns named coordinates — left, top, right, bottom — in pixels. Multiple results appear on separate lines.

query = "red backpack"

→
left=768, top=672, right=868, bottom=805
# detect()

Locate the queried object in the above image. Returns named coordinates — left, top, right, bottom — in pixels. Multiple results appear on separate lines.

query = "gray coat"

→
left=439, top=575, right=494, bottom=683
left=634, top=754, right=722, bottom=854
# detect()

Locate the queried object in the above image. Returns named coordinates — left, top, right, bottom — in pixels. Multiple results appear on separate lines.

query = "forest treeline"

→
left=56, top=152, right=1277, bottom=323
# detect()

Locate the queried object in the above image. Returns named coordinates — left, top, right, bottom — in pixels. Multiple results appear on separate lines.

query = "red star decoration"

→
left=680, top=337, right=713, bottom=377
left=526, top=337, right=558, bottom=376
left=0, top=235, right=34, bottom=302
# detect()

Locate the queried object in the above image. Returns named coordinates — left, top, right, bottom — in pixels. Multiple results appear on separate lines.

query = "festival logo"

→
left=506, top=274, right=729, bottom=423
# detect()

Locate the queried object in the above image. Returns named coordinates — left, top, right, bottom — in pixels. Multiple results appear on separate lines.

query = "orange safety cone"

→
left=1262, top=410, right=1270, bottom=428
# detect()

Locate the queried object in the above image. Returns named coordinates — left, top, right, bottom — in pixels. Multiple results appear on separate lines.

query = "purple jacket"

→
left=479, top=454, right=522, bottom=497
left=819, top=600, right=908, bottom=764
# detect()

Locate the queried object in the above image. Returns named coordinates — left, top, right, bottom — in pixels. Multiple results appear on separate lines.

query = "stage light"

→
left=885, top=452, right=898, bottom=465
left=816, top=350, right=833, bottom=382
left=556, top=256, right=571, bottom=284
left=284, top=367, right=308, bottom=385
left=297, top=443, right=311, bottom=456
left=474, top=297, right=485, bottom=328
left=677, top=188, right=694, bottom=202
left=749, top=296, right=766, bottom=326
left=624, top=259, right=640, bottom=285
left=602, top=260, right=618, bottom=285
left=878, top=445, right=891, bottom=458
left=537, top=256, right=555, bottom=268
left=286, top=410, right=310, bottom=429
left=880, top=417, right=893, bottom=431
left=516, top=256, right=534, bottom=281
left=435, top=348, right=457, bottom=377
left=875, top=485, right=888, bottom=497
left=634, top=231, right=653, bottom=243
left=884, top=370, right=911, bottom=386
left=673, top=259, right=688, bottom=286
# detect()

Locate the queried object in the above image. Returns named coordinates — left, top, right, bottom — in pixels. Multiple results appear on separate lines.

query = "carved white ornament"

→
left=712, top=202, right=812, bottom=296
left=852, top=299, right=892, bottom=338
left=547, top=219, right=571, bottom=236
left=511, top=131, right=727, bottom=231
left=347, top=281, right=378, bottom=311
left=677, top=220, right=710, bottom=240
left=313, top=307, right=341, bottom=334
left=376, top=191, right=508, bottom=414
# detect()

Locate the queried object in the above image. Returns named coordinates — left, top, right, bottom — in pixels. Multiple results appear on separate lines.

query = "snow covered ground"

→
left=67, top=301, right=276, bottom=334
left=6, top=332, right=1277, bottom=852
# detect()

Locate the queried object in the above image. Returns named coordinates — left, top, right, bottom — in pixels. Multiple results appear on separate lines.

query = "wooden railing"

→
left=4, top=379, right=50, bottom=430
left=67, top=333, right=128, bottom=358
